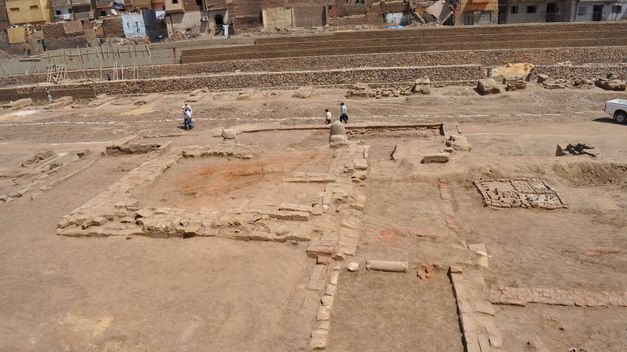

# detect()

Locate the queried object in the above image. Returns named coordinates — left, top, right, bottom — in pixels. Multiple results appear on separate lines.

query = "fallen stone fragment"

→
left=310, top=329, right=328, bottom=350
left=476, top=79, right=501, bottom=95
left=422, top=153, right=450, bottom=163
left=446, top=134, right=471, bottom=152
left=366, top=260, right=408, bottom=272
left=347, top=262, right=359, bottom=272
left=221, top=129, right=237, bottom=140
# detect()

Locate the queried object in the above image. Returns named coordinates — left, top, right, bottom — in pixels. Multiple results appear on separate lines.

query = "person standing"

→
left=339, top=102, right=348, bottom=124
left=325, top=109, right=332, bottom=124
left=182, top=104, right=193, bottom=130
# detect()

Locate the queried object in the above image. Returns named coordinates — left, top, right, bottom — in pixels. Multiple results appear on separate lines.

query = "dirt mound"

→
left=552, top=161, right=627, bottom=186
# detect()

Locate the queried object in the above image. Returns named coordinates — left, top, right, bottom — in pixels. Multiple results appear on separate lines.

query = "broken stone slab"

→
left=310, top=329, right=328, bottom=350
left=278, top=203, right=313, bottom=213
left=267, top=210, right=309, bottom=221
left=347, top=262, right=359, bottom=272
left=476, top=79, right=502, bottom=95
left=317, top=305, right=331, bottom=321
left=221, top=129, right=237, bottom=140
left=366, top=260, right=408, bottom=272
left=595, top=79, right=626, bottom=91
left=446, top=134, right=472, bottom=152
left=292, top=86, right=313, bottom=99
left=353, top=158, right=368, bottom=170
left=317, top=320, right=330, bottom=331
left=306, top=241, right=336, bottom=258
left=422, top=153, right=450, bottom=164
left=2, top=98, right=32, bottom=109
left=325, top=283, right=337, bottom=296
left=321, top=295, right=334, bottom=307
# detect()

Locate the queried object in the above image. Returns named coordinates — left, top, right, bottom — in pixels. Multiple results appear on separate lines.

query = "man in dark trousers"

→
left=339, top=102, right=348, bottom=124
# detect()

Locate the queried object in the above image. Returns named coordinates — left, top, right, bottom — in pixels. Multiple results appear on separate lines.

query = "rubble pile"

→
left=537, top=73, right=626, bottom=91
left=556, top=143, right=599, bottom=157
left=345, top=78, right=431, bottom=99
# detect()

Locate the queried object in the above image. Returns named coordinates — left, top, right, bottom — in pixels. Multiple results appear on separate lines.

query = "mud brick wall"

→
left=42, top=23, right=66, bottom=39
left=1, top=47, right=625, bottom=87
left=63, top=21, right=85, bottom=36
left=0, top=87, right=96, bottom=103
left=181, top=37, right=627, bottom=62
left=9, top=65, right=484, bottom=97
left=531, top=65, right=627, bottom=80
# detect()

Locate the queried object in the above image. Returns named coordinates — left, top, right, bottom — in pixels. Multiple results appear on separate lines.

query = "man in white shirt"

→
left=339, top=102, right=348, bottom=124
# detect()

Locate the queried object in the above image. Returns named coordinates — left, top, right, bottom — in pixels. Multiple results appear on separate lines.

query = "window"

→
left=480, top=11, right=492, bottom=23
left=55, top=10, right=61, bottom=15
left=172, top=0, right=179, bottom=3
left=100, top=10, right=106, bottom=16
left=463, top=13, right=473, bottom=25
left=577, top=6, right=587, bottom=16
left=511, top=6, right=518, bottom=14
left=196, top=0, right=202, bottom=5
left=611, top=5, right=622, bottom=13
left=9, top=7, right=19, bottom=12
left=527, top=5, right=537, bottom=13
left=30, top=5, right=39, bottom=9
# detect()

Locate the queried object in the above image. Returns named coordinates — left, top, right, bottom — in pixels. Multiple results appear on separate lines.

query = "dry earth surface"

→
left=0, top=83, right=625, bottom=352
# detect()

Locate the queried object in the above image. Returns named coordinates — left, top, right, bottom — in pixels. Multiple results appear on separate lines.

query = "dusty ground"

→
left=0, top=83, right=625, bottom=352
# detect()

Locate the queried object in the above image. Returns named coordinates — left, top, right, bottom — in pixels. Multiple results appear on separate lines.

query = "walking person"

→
left=325, top=109, right=332, bottom=124
left=339, top=102, right=348, bottom=124
left=182, top=103, right=193, bottom=130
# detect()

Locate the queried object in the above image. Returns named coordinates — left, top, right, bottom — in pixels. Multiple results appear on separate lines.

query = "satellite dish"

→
left=111, top=9, right=118, bottom=16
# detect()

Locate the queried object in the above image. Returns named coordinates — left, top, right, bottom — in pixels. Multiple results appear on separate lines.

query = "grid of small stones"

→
left=473, top=178, right=567, bottom=209
left=490, top=287, right=627, bottom=307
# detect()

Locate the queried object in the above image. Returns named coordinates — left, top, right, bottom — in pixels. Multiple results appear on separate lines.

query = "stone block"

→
left=221, top=129, right=237, bottom=139
left=310, top=329, right=328, bottom=350
left=307, top=241, right=336, bottom=258
left=422, top=153, right=450, bottom=163
left=325, top=283, right=337, bottom=296
left=347, top=262, right=359, bottom=272
left=317, top=305, right=331, bottom=321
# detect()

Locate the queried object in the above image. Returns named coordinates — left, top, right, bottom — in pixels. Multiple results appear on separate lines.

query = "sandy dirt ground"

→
left=0, top=83, right=625, bottom=352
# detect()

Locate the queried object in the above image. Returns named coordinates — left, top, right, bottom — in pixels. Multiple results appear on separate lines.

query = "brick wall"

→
left=2, top=46, right=626, bottom=87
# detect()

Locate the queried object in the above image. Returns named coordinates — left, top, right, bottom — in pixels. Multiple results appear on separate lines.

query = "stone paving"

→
left=490, top=287, right=627, bottom=308
left=474, top=178, right=567, bottom=209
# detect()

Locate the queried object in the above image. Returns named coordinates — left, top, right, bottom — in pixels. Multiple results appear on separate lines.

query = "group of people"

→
left=181, top=101, right=349, bottom=131
left=325, top=102, right=349, bottom=125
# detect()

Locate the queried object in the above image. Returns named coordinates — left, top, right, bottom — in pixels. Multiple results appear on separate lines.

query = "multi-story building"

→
left=51, top=0, right=93, bottom=21
left=0, top=0, right=10, bottom=30
left=497, top=0, right=574, bottom=23
left=453, top=0, right=499, bottom=25
left=571, top=0, right=626, bottom=21
left=5, top=0, right=53, bottom=25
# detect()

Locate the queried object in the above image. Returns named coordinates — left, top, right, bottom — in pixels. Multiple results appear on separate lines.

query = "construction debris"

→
left=556, top=143, right=599, bottom=157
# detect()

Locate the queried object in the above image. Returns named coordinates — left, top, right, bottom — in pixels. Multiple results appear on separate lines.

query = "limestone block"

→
left=317, top=305, right=331, bottom=321
left=422, top=153, right=450, bottom=163
left=347, top=262, right=359, bottom=272
left=325, top=283, right=337, bottom=296
left=221, top=129, right=237, bottom=139
left=307, top=241, right=336, bottom=258
left=310, top=329, right=328, bottom=350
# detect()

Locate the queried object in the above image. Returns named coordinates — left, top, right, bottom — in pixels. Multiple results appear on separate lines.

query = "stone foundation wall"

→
left=0, top=65, right=483, bottom=100
left=0, top=46, right=624, bottom=87
left=531, top=65, right=627, bottom=80
left=181, top=37, right=627, bottom=62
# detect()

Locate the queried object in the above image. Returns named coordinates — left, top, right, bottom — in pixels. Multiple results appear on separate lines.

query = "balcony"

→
left=71, top=0, right=92, bottom=4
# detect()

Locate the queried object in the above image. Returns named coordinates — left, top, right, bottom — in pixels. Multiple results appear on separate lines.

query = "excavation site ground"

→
left=0, top=23, right=626, bottom=352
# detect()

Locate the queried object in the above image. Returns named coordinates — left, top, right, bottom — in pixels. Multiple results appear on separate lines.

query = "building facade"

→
left=51, top=0, right=93, bottom=21
left=5, top=0, right=53, bottom=25
left=571, top=0, right=626, bottom=21
left=497, top=0, right=573, bottom=23
left=454, top=0, right=499, bottom=25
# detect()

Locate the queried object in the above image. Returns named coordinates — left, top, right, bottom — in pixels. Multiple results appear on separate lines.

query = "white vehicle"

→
left=604, top=99, right=627, bottom=124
